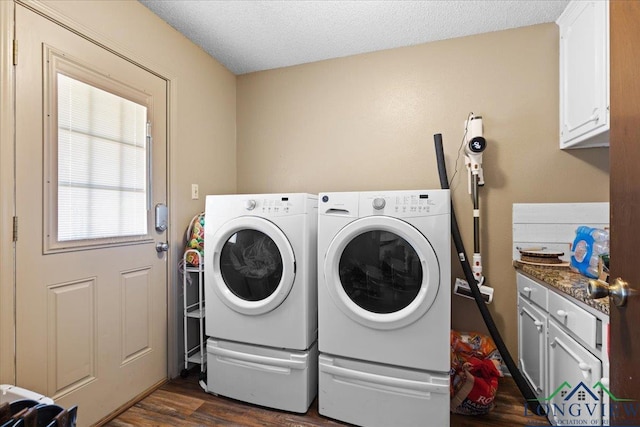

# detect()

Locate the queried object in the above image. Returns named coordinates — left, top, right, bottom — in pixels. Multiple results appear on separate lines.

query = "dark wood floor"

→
left=104, top=373, right=549, bottom=427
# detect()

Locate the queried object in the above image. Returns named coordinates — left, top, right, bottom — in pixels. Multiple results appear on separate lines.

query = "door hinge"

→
left=12, top=216, right=18, bottom=242
left=12, top=39, right=17, bottom=66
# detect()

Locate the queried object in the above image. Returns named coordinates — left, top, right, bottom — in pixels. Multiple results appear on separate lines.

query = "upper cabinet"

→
left=557, top=0, right=610, bottom=149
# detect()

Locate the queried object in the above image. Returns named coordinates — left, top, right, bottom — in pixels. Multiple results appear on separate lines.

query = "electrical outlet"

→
left=191, top=184, right=199, bottom=200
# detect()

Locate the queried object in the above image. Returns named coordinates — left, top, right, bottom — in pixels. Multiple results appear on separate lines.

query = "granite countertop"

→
left=513, top=261, right=610, bottom=316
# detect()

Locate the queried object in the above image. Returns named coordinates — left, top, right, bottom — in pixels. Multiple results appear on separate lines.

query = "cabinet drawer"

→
left=548, top=290, right=598, bottom=349
left=517, top=273, right=548, bottom=310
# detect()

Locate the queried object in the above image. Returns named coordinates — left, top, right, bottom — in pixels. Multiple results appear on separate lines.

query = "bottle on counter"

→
left=570, top=226, right=609, bottom=279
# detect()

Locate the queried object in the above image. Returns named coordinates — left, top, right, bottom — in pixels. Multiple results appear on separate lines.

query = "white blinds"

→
left=57, top=73, right=148, bottom=242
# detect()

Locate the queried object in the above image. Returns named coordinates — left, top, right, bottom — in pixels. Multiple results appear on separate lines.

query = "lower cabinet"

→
left=518, top=296, right=547, bottom=399
left=516, top=272, right=609, bottom=426
left=548, top=320, right=603, bottom=426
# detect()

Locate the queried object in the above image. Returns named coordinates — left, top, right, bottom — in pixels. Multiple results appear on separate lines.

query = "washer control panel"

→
left=360, top=190, right=449, bottom=217
left=209, top=194, right=317, bottom=218
left=255, top=197, right=292, bottom=214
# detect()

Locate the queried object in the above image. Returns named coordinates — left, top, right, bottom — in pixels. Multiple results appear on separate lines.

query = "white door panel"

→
left=518, top=296, right=546, bottom=398
left=15, top=5, right=168, bottom=426
left=548, top=321, right=602, bottom=426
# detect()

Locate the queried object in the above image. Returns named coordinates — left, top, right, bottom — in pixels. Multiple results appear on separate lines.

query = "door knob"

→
left=156, top=242, right=169, bottom=252
left=588, top=277, right=633, bottom=307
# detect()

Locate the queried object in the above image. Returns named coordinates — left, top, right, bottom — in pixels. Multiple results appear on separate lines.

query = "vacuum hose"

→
left=433, top=133, right=541, bottom=411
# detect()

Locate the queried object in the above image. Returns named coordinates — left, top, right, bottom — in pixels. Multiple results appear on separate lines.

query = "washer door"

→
left=210, top=216, right=295, bottom=315
left=324, top=216, right=440, bottom=330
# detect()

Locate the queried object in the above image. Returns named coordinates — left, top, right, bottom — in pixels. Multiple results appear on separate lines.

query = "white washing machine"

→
left=317, top=189, right=451, bottom=427
left=204, top=193, right=318, bottom=413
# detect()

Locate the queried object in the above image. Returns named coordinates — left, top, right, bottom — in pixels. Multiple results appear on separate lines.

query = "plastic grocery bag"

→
left=450, top=330, right=503, bottom=416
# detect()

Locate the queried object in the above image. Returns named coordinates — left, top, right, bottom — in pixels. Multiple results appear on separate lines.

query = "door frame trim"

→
left=1, top=0, right=181, bottom=382
left=0, top=0, right=16, bottom=385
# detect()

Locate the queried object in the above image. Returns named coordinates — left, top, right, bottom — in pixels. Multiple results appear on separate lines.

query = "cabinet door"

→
left=518, top=297, right=546, bottom=399
left=548, top=321, right=603, bottom=426
left=558, top=0, right=609, bottom=149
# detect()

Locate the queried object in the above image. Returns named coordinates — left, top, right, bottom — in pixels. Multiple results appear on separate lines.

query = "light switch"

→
left=191, top=184, right=199, bottom=200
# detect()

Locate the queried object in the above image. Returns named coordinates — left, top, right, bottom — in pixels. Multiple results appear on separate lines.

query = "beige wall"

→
left=237, top=24, right=610, bottom=357
left=1, top=1, right=610, bottom=384
left=0, top=0, right=236, bottom=382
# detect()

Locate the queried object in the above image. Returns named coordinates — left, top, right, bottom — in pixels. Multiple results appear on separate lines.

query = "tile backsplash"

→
left=512, top=202, right=609, bottom=262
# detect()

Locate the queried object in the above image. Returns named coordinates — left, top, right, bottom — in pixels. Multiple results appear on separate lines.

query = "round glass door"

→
left=220, top=229, right=283, bottom=301
left=339, top=230, right=422, bottom=314
left=211, top=217, right=295, bottom=315
left=324, top=216, right=440, bottom=330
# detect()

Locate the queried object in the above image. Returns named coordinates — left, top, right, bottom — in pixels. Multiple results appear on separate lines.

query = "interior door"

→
left=15, top=5, right=168, bottom=426
left=610, top=1, right=640, bottom=424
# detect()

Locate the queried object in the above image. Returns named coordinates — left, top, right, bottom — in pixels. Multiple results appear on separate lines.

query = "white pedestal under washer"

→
left=317, top=189, right=451, bottom=427
left=204, top=193, right=318, bottom=413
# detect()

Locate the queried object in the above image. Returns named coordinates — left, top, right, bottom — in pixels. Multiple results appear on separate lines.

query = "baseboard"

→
left=94, top=378, right=168, bottom=426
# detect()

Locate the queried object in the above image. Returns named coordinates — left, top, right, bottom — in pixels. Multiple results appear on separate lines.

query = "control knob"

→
left=245, top=199, right=257, bottom=211
left=372, top=198, right=386, bottom=210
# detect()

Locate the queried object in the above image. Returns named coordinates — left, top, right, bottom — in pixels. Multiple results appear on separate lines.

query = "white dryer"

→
left=204, top=193, right=318, bottom=413
left=317, top=189, right=451, bottom=427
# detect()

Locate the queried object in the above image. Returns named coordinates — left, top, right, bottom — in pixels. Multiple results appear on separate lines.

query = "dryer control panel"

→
left=207, top=193, right=317, bottom=219
left=360, top=190, right=450, bottom=218
left=252, top=197, right=292, bottom=215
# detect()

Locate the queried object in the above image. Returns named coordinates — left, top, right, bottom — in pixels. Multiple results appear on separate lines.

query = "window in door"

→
left=44, top=48, right=154, bottom=252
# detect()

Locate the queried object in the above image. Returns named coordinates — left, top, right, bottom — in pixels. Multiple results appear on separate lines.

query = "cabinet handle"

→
left=534, top=320, right=544, bottom=332
left=523, top=287, right=532, bottom=293
left=553, top=336, right=593, bottom=381
left=556, top=309, right=568, bottom=318
left=579, top=362, right=592, bottom=380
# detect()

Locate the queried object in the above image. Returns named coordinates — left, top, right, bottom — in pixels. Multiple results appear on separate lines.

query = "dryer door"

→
left=324, top=216, right=439, bottom=330
left=210, top=216, right=295, bottom=315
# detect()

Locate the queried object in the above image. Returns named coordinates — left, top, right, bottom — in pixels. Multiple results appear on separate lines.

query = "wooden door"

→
left=609, top=0, right=640, bottom=424
left=15, top=5, right=168, bottom=426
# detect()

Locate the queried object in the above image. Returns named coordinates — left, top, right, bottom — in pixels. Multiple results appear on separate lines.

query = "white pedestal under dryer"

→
left=317, top=189, right=451, bottom=427
left=204, top=193, right=318, bottom=413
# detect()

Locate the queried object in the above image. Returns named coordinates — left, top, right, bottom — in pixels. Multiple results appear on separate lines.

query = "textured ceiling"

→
left=139, top=0, right=570, bottom=75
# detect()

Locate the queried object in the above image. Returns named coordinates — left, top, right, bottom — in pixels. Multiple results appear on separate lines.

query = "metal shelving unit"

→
left=181, top=249, right=206, bottom=379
